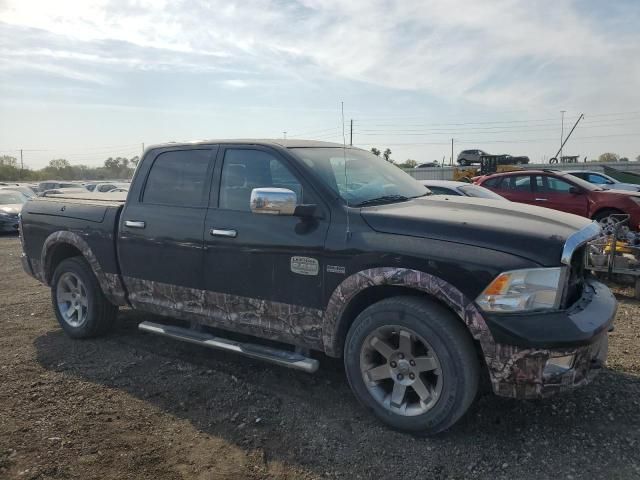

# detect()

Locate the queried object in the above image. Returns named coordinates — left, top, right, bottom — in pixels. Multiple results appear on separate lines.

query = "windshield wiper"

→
left=355, top=195, right=410, bottom=207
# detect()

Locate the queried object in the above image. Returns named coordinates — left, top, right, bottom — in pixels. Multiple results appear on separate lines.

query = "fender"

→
left=41, top=231, right=127, bottom=306
left=322, top=267, right=496, bottom=361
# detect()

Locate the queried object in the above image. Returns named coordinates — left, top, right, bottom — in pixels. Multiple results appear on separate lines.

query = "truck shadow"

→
left=34, top=309, right=640, bottom=478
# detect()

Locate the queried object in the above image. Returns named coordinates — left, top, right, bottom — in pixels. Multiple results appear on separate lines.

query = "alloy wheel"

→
left=359, top=326, right=443, bottom=416
left=56, top=272, right=89, bottom=328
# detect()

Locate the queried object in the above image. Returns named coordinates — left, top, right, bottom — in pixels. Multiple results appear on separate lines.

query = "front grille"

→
left=563, top=245, right=585, bottom=308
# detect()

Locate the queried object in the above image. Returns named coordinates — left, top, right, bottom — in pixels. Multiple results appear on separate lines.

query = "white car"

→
left=565, top=170, right=640, bottom=192
left=421, top=180, right=507, bottom=200
left=84, top=182, right=130, bottom=194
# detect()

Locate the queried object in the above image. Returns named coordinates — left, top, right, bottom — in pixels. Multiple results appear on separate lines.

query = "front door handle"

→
left=534, top=198, right=548, bottom=202
left=125, top=220, right=146, bottom=228
left=210, top=228, right=237, bottom=238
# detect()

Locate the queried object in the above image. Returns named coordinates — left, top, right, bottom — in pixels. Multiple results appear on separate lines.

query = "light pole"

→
left=560, top=110, right=566, bottom=161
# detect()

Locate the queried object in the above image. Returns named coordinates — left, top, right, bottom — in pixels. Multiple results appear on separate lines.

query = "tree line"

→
left=0, top=156, right=139, bottom=182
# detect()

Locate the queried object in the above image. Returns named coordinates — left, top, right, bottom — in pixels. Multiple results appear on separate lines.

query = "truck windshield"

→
left=290, top=148, right=428, bottom=206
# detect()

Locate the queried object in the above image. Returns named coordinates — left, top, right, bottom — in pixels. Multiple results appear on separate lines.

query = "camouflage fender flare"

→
left=41, top=231, right=127, bottom=306
left=322, top=267, right=495, bottom=359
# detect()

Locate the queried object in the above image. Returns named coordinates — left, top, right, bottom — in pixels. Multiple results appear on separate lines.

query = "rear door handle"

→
left=125, top=220, right=146, bottom=229
left=210, top=228, right=237, bottom=238
left=535, top=198, right=548, bottom=201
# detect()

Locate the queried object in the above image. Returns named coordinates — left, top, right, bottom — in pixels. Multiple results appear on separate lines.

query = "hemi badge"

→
left=326, top=265, right=346, bottom=274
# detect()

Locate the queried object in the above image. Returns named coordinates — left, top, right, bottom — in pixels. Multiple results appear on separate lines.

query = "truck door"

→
left=533, top=174, right=589, bottom=217
left=202, top=145, right=330, bottom=348
left=118, top=147, right=216, bottom=308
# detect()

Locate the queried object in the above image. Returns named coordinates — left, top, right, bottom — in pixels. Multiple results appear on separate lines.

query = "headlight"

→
left=476, top=267, right=564, bottom=313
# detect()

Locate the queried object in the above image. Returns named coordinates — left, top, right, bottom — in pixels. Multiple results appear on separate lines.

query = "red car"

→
left=476, top=169, right=640, bottom=229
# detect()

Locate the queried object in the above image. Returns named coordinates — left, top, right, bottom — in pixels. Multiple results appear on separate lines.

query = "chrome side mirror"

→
left=250, top=188, right=297, bottom=215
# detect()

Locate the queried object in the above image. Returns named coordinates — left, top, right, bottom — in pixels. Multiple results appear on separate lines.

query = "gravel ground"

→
left=1, top=234, right=639, bottom=479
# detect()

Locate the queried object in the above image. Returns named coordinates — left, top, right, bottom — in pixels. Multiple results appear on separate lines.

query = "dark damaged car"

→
left=19, top=140, right=616, bottom=434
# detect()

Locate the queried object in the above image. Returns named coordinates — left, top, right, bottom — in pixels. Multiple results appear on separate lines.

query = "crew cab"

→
left=19, top=140, right=616, bottom=434
left=477, top=169, right=640, bottom=230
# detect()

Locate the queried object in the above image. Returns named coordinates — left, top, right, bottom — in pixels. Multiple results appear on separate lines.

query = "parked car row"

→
left=35, top=180, right=130, bottom=197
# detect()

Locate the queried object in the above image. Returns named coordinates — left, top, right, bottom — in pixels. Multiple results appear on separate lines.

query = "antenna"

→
left=341, top=101, right=351, bottom=240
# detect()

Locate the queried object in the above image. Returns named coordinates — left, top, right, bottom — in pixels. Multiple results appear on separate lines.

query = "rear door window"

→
left=482, top=177, right=502, bottom=188
left=499, top=175, right=532, bottom=192
left=143, top=149, right=211, bottom=206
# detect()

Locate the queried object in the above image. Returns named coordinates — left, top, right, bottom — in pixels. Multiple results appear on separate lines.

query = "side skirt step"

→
left=138, top=321, right=319, bottom=373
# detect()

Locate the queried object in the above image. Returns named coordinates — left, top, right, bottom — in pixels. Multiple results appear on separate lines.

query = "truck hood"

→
left=360, top=196, right=592, bottom=266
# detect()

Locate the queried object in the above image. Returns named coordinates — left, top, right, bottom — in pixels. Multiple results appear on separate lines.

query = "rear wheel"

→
left=344, top=296, right=479, bottom=434
left=51, top=257, right=117, bottom=338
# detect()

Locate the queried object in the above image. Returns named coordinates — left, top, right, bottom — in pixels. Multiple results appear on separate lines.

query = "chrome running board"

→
left=138, top=321, right=319, bottom=373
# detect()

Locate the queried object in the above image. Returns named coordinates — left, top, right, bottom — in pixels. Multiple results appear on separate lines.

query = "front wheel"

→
left=51, top=257, right=118, bottom=338
left=458, top=159, right=469, bottom=166
left=344, top=297, right=479, bottom=434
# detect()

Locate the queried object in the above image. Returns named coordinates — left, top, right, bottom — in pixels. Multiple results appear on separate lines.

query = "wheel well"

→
left=591, top=207, right=623, bottom=220
left=334, top=285, right=461, bottom=357
left=332, top=285, right=491, bottom=391
left=45, top=243, right=83, bottom=283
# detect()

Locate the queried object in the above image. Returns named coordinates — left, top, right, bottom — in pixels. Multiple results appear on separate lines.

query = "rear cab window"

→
left=143, top=150, right=211, bottom=206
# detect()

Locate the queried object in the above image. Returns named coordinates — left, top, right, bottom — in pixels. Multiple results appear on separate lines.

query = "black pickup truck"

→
left=19, top=140, right=616, bottom=434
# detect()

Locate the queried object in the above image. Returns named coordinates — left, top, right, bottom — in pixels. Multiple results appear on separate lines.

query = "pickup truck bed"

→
left=21, top=195, right=127, bottom=306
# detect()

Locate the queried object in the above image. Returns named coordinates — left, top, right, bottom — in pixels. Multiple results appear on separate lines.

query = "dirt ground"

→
left=1, top=235, right=639, bottom=480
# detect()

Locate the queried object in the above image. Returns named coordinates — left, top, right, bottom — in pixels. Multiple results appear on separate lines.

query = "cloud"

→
left=0, top=0, right=639, bottom=109
left=221, top=79, right=249, bottom=89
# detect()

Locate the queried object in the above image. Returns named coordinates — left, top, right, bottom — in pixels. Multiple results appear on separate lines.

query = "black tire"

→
left=51, top=257, right=118, bottom=338
left=549, top=157, right=558, bottom=164
left=458, top=159, right=469, bottom=166
left=344, top=296, right=479, bottom=435
left=593, top=208, right=623, bottom=223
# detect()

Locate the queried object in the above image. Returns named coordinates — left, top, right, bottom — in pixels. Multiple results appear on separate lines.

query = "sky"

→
left=0, top=0, right=639, bottom=169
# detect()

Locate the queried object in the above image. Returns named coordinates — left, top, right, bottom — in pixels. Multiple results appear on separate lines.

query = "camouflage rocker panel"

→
left=41, top=231, right=127, bottom=306
left=123, top=276, right=324, bottom=350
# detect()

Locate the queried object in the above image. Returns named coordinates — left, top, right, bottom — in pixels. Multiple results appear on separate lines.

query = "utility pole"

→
left=560, top=110, right=566, bottom=161
left=349, top=119, right=353, bottom=146
left=451, top=138, right=454, bottom=166
left=20, top=149, right=23, bottom=179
